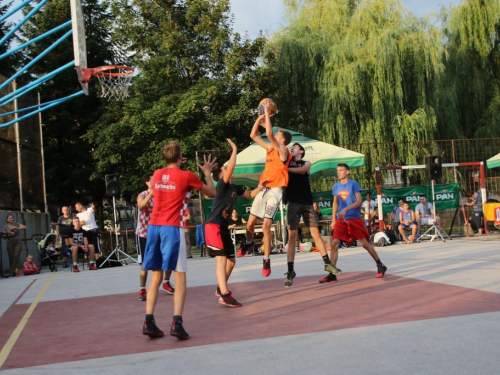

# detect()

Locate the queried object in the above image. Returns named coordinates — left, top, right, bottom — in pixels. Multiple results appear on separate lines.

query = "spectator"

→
left=415, top=195, right=443, bottom=235
left=391, top=198, right=405, bottom=229
left=75, top=202, right=101, bottom=258
left=22, top=254, right=40, bottom=275
left=398, top=202, right=417, bottom=243
left=56, top=205, right=73, bottom=260
left=184, top=208, right=193, bottom=258
left=370, top=207, right=380, bottom=232
left=361, top=192, right=376, bottom=230
left=2, top=214, right=27, bottom=277
left=227, top=209, right=247, bottom=247
left=466, top=190, right=484, bottom=236
left=68, top=217, right=97, bottom=272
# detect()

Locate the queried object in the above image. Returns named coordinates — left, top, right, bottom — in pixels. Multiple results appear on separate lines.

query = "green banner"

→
left=361, top=183, right=460, bottom=214
left=202, top=183, right=460, bottom=221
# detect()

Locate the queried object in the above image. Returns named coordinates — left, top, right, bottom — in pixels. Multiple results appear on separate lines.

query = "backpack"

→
left=371, top=232, right=391, bottom=247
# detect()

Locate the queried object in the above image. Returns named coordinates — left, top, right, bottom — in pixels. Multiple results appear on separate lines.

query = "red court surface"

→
left=2, top=271, right=500, bottom=370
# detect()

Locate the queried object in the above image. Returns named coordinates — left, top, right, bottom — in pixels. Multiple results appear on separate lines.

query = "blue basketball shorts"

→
left=142, top=225, right=187, bottom=272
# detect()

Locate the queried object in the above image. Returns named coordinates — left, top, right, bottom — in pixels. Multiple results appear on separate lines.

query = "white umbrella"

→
left=487, top=152, right=500, bottom=169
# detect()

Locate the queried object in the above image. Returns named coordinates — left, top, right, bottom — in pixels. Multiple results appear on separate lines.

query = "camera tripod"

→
left=420, top=179, right=450, bottom=242
left=99, top=196, right=138, bottom=267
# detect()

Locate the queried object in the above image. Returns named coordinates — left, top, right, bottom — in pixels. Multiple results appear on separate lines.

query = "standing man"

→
left=284, top=143, right=341, bottom=287
left=56, top=206, right=73, bottom=265
left=205, top=139, right=266, bottom=307
left=466, top=190, right=484, bottom=236
left=75, top=202, right=101, bottom=258
left=324, top=163, right=387, bottom=284
left=141, top=141, right=216, bottom=340
left=136, top=172, right=175, bottom=301
left=361, top=192, right=376, bottom=231
left=237, top=100, right=292, bottom=277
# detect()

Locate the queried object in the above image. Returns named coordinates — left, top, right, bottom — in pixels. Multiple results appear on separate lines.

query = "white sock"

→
left=245, top=240, right=252, bottom=245
left=263, top=256, right=270, bottom=260
left=90, top=261, right=94, bottom=264
left=73, top=262, right=77, bottom=266
left=140, top=286, right=146, bottom=290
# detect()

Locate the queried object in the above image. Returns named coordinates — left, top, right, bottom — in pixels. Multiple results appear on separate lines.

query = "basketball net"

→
left=91, top=66, right=134, bottom=100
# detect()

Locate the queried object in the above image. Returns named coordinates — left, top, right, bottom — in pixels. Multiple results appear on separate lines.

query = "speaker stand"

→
left=420, top=179, right=450, bottom=242
left=99, top=196, right=138, bottom=267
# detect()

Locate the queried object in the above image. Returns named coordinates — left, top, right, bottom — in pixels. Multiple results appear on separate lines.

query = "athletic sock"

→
left=245, top=240, right=252, bottom=245
left=322, top=255, right=331, bottom=264
left=263, top=256, right=270, bottom=261
left=73, top=262, right=77, bottom=266
left=140, top=286, right=146, bottom=290
left=287, top=262, right=294, bottom=273
left=376, top=259, right=382, bottom=265
left=90, top=261, right=94, bottom=264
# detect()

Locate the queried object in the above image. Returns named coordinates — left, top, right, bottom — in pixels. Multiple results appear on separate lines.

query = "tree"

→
left=267, top=0, right=443, bottom=186
left=87, top=0, right=269, bottom=201
left=0, top=1, right=19, bottom=76
left=438, top=0, right=500, bottom=142
left=19, top=0, right=120, bottom=206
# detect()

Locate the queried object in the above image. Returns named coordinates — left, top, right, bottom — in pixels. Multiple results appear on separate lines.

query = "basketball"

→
left=258, top=98, right=277, bottom=116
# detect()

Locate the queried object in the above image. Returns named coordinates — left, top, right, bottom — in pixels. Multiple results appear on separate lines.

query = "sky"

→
left=229, top=0, right=463, bottom=39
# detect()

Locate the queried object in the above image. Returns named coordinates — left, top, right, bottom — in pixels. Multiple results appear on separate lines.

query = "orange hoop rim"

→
left=81, top=65, right=134, bottom=82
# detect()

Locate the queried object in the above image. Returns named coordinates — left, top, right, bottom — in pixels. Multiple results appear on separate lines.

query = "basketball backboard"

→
left=70, top=0, right=88, bottom=95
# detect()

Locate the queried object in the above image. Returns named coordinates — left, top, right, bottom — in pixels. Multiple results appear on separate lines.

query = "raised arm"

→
left=223, top=139, right=238, bottom=183
left=250, top=114, right=271, bottom=150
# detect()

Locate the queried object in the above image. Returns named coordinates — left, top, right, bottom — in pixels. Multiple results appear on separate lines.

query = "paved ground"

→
left=1, top=237, right=500, bottom=374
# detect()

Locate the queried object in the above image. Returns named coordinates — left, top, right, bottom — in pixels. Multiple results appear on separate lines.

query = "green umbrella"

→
left=232, top=127, right=365, bottom=187
left=486, top=152, right=500, bottom=169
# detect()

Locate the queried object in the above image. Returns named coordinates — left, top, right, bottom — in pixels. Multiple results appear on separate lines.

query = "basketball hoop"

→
left=81, top=65, right=134, bottom=100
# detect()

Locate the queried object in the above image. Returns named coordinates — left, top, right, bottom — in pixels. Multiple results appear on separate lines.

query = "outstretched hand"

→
left=198, top=154, right=217, bottom=175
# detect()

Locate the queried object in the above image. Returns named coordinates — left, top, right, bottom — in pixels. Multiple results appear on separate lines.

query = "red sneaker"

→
left=72, top=265, right=80, bottom=273
left=262, top=259, right=271, bottom=277
left=219, top=291, right=242, bottom=308
left=237, top=241, right=255, bottom=257
left=319, top=274, right=337, bottom=283
left=161, top=281, right=175, bottom=294
left=88, top=263, right=97, bottom=270
left=138, top=289, right=147, bottom=301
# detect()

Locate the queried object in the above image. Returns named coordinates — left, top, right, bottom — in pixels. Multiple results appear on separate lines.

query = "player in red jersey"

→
left=142, top=141, right=216, bottom=340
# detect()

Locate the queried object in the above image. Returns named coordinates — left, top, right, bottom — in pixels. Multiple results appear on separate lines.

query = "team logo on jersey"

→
left=156, top=174, right=176, bottom=190
left=338, top=190, right=350, bottom=200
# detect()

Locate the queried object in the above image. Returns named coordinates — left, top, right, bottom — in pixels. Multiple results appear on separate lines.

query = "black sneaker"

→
left=237, top=241, right=255, bottom=257
left=284, top=271, right=296, bottom=287
left=319, top=273, right=337, bottom=284
left=219, top=290, right=242, bottom=307
left=170, top=320, right=190, bottom=340
left=142, top=318, right=164, bottom=338
left=376, top=264, right=387, bottom=278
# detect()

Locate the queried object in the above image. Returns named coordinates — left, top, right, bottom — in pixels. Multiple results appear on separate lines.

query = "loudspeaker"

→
left=425, top=156, right=442, bottom=180
left=105, top=174, right=121, bottom=197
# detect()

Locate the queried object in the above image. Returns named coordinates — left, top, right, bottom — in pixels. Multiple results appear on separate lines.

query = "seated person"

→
left=391, top=198, right=404, bottom=231
left=227, top=209, right=247, bottom=246
left=370, top=207, right=380, bottom=232
left=415, top=195, right=442, bottom=234
left=398, top=202, right=417, bottom=243
left=68, top=217, right=97, bottom=272
left=23, top=254, right=41, bottom=275
left=44, top=240, right=60, bottom=257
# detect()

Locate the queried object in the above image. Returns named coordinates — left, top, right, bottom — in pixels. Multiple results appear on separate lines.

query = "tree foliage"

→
left=19, top=0, right=120, bottom=206
left=87, top=0, right=270, bottom=200
left=268, top=0, right=442, bottom=186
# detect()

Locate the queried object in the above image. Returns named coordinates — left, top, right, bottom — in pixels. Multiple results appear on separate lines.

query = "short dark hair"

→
left=278, top=130, right=292, bottom=146
left=292, top=143, right=305, bottom=158
left=142, top=172, right=154, bottom=184
left=337, top=163, right=350, bottom=170
left=398, top=198, right=404, bottom=202
left=212, top=163, right=223, bottom=182
left=419, top=195, right=427, bottom=199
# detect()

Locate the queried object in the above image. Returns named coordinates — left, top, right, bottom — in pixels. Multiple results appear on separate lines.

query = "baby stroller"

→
left=31, top=233, right=64, bottom=272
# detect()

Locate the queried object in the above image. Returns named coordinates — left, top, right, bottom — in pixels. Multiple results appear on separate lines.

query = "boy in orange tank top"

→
left=237, top=100, right=292, bottom=277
